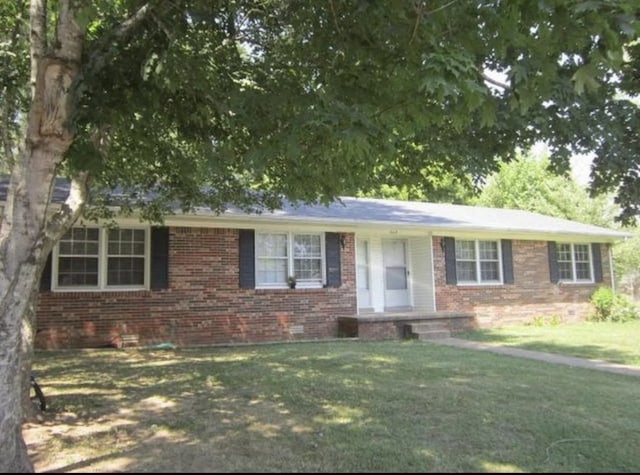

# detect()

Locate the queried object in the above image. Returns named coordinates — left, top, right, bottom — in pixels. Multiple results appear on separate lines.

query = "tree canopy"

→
left=2, top=1, right=639, bottom=219
left=473, top=151, right=621, bottom=227
left=1, top=1, right=640, bottom=471
left=473, top=151, right=640, bottom=298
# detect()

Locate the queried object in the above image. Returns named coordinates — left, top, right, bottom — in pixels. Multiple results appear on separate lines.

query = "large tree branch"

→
left=84, top=2, right=157, bottom=75
left=54, top=0, right=84, bottom=62
left=29, top=0, right=47, bottom=98
left=45, top=171, right=89, bottom=244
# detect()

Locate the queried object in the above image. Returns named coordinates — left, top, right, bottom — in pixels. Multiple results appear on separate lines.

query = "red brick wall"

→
left=34, top=230, right=614, bottom=348
left=432, top=237, right=611, bottom=327
left=35, top=228, right=357, bottom=349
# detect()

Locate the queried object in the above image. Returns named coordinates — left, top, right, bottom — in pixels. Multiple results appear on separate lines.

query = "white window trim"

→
left=557, top=242, right=594, bottom=284
left=52, top=226, right=150, bottom=292
left=255, top=231, right=326, bottom=289
left=456, top=239, right=503, bottom=285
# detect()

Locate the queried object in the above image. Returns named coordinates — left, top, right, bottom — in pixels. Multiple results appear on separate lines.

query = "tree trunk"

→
left=0, top=1, right=86, bottom=471
left=0, top=262, right=43, bottom=473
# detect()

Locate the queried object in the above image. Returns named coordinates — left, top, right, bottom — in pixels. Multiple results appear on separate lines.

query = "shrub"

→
left=589, top=287, right=639, bottom=323
left=529, top=315, right=562, bottom=327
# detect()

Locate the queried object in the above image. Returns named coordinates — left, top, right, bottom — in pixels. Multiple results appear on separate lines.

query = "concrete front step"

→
left=415, top=329, right=451, bottom=340
left=410, top=322, right=449, bottom=333
left=406, top=322, right=451, bottom=340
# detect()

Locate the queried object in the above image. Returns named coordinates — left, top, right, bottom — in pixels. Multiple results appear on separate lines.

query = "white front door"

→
left=356, top=239, right=372, bottom=309
left=383, top=239, right=410, bottom=309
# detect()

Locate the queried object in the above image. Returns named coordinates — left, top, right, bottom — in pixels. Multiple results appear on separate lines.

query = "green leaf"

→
left=572, top=64, right=600, bottom=95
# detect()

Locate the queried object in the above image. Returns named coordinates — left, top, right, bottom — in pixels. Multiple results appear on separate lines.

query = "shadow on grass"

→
left=25, top=341, right=640, bottom=473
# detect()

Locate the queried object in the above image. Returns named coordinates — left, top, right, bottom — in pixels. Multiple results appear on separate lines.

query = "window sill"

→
left=456, top=282, right=504, bottom=288
left=557, top=280, right=596, bottom=286
left=255, top=285, right=325, bottom=292
left=51, top=286, right=148, bottom=293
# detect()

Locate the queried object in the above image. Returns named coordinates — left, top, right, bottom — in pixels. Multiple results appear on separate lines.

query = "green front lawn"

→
left=456, top=320, right=640, bottom=366
left=27, top=338, right=640, bottom=473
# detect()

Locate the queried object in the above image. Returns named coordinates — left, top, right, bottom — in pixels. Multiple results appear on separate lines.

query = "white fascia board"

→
left=430, top=229, right=629, bottom=244
left=173, top=212, right=628, bottom=243
left=63, top=205, right=630, bottom=244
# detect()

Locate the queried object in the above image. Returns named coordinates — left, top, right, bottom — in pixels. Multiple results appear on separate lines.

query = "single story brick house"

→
left=2, top=180, right=630, bottom=349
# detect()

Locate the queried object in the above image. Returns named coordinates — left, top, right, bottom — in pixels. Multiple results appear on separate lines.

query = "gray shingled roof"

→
left=217, top=196, right=630, bottom=241
left=0, top=177, right=629, bottom=241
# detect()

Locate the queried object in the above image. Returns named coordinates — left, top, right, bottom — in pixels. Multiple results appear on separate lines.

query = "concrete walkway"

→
left=430, top=337, right=640, bottom=378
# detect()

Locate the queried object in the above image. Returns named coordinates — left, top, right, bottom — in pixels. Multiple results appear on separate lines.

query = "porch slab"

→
left=337, top=311, right=477, bottom=341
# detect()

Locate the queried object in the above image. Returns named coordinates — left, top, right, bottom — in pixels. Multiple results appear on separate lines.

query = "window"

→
left=455, top=239, right=502, bottom=284
left=54, top=227, right=149, bottom=290
left=57, top=228, right=99, bottom=287
left=107, top=228, right=146, bottom=286
left=557, top=243, right=592, bottom=282
left=256, top=232, right=324, bottom=287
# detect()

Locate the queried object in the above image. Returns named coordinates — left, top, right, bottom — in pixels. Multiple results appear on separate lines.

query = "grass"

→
left=26, top=332, right=640, bottom=473
left=456, top=320, right=640, bottom=366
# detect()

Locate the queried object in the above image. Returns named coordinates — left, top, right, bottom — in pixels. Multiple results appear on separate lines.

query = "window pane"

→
left=58, top=257, right=99, bottom=287
left=105, top=229, right=146, bottom=286
left=293, top=234, right=321, bottom=257
left=456, top=261, right=477, bottom=282
left=558, top=262, right=573, bottom=280
left=107, top=257, right=145, bottom=286
left=60, top=227, right=99, bottom=257
left=574, top=244, right=590, bottom=262
left=479, top=241, right=498, bottom=260
left=257, top=234, right=287, bottom=257
left=86, top=242, right=99, bottom=254
left=108, top=241, right=119, bottom=254
left=294, top=258, right=322, bottom=281
left=109, top=228, right=145, bottom=256
left=293, top=235, right=322, bottom=283
left=70, top=241, right=86, bottom=254
left=480, top=261, right=500, bottom=281
left=455, top=240, right=475, bottom=260
left=256, top=258, right=287, bottom=285
left=557, top=244, right=572, bottom=262
left=385, top=266, right=407, bottom=290
left=58, top=227, right=101, bottom=287
left=71, top=227, right=85, bottom=240
left=120, top=242, right=133, bottom=255
left=575, top=262, right=592, bottom=280
left=256, top=233, right=288, bottom=285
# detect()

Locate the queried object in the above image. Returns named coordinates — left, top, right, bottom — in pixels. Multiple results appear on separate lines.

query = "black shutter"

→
left=239, top=229, right=255, bottom=289
left=501, top=239, right=514, bottom=284
left=444, top=237, right=457, bottom=285
left=325, top=232, right=341, bottom=288
left=150, top=227, right=170, bottom=290
left=592, top=243, right=603, bottom=283
left=548, top=241, right=559, bottom=283
left=39, top=253, right=52, bottom=291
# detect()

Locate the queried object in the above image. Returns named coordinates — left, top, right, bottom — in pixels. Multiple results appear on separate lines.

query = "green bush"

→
left=589, top=287, right=639, bottom=323
left=529, top=315, right=562, bottom=327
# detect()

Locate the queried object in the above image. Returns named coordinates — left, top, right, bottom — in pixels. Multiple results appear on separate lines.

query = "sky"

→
left=530, top=141, right=593, bottom=187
